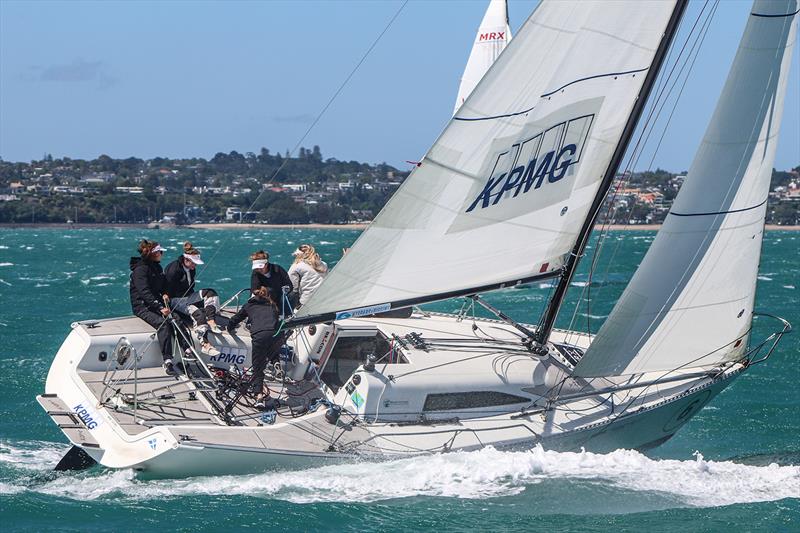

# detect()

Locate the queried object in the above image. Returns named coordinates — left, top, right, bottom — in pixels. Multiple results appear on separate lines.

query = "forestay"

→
left=453, top=0, right=512, bottom=115
left=574, top=0, right=798, bottom=378
left=294, top=0, right=679, bottom=325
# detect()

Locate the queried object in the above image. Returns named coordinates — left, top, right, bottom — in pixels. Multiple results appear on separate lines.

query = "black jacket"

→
left=227, top=298, right=279, bottom=336
left=164, top=258, right=196, bottom=298
left=129, top=257, right=167, bottom=313
left=250, top=263, right=292, bottom=306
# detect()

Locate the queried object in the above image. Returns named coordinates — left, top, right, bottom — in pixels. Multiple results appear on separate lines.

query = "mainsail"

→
left=573, top=0, right=798, bottom=378
left=292, top=0, right=683, bottom=326
left=453, top=0, right=512, bottom=115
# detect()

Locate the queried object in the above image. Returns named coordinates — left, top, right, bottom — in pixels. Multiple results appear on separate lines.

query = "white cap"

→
left=252, top=259, right=268, bottom=270
left=152, top=244, right=167, bottom=253
left=183, top=253, right=204, bottom=265
left=291, top=248, right=303, bottom=257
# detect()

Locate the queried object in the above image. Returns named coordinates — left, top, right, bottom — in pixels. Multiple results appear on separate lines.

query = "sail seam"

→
left=750, top=8, right=799, bottom=18
left=669, top=198, right=767, bottom=217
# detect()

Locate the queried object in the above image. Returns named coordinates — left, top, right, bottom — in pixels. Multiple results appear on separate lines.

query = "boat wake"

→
left=1, top=441, right=798, bottom=509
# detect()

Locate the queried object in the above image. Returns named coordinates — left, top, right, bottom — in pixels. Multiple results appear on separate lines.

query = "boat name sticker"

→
left=209, top=346, right=247, bottom=367
left=336, top=303, right=391, bottom=320
left=148, top=437, right=157, bottom=451
left=73, top=403, right=102, bottom=430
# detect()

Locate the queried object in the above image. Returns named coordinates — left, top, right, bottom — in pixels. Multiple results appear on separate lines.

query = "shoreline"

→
left=0, top=222, right=798, bottom=231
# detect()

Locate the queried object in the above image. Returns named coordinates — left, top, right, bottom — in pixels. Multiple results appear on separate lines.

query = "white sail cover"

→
left=574, top=0, right=798, bottom=378
left=453, top=0, right=512, bottom=115
left=296, top=0, right=679, bottom=323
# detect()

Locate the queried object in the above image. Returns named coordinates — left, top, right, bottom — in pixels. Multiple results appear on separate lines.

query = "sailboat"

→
left=38, top=0, right=795, bottom=477
left=453, top=0, right=512, bottom=115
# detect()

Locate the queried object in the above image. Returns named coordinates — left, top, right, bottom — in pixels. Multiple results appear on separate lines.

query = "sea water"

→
left=0, top=228, right=797, bottom=531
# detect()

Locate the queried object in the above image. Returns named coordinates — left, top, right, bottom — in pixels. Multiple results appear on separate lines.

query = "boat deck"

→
left=79, top=365, right=326, bottom=435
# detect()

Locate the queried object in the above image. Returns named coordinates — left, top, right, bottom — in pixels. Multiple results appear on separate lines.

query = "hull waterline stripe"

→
left=751, top=8, right=799, bottom=18
left=453, top=67, right=650, bottom=122
left=669, top=198, right=767, bottom=217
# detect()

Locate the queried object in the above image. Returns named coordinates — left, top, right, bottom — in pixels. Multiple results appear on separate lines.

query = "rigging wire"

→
left=124, top=1, right=410, bottom=373
left=195, top=0, right=409, bottom=276
left=582, top=0, right=720, bottom=339
left=565, top=0, right=719, bottom=340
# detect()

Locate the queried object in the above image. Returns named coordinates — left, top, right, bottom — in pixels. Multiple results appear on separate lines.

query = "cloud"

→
left=271, top=113, right=315, bottom=124
left=26, top=59, right=118, bottom=88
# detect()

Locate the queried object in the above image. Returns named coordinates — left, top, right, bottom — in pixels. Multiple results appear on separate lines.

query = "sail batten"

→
left=573, top=0, right=798, bottom=378
left=293, top=0, right=683, bottom=327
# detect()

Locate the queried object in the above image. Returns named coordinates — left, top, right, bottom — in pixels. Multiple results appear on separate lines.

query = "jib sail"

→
left=574, top=0, right=798, bottom=377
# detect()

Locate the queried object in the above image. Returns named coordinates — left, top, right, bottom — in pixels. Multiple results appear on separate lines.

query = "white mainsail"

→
left=453, top=0, right=512, bottom=115
left=294, top=0, right=682, bottom=324
left=573, top=0, right=798, bottom=378
left=294, top=0, right=676, bottom=323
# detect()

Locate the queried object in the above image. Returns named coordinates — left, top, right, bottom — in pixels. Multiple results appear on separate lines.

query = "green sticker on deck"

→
left=350, top=390, right=364, bottom=408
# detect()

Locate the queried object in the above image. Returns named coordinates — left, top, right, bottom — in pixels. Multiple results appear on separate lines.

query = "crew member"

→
left=250, top=250, right=293, bottom=315
left=227, top=286, right=282, bottom=410
left=163, top=241, right=222, bottom=354
left=164, top=242, right=221, bottom=327
left=129, top=239, right=177, bottom=376
left=288, top=244, right=327, bottom=308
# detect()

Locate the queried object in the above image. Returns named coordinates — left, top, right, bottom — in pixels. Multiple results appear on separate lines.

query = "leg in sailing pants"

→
left=171, top=289, right=227, bottom=328
left=250, top=330, right=282, bottom=396
left=134, top=307, right=174, bottom=362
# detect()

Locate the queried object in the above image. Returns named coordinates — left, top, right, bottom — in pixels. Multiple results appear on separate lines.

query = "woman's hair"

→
left=138, top=239, right=159, bottom=258
left=250, top=250, right=269, bottom=261
left=183, top=241, right=200, bottom=257
left=252, top=286, right=277, bottom=308
left=294, top=244, right=327, bottom=273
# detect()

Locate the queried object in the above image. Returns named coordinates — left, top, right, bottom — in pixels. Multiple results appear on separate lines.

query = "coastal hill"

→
left=0, top=148, right=797, bottom=225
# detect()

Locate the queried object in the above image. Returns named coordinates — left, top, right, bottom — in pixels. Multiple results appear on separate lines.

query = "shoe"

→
left=163, top=360, right=178, bottom=376
left=201, top=341, right=220, bottom=357
left=194, top=324, right=209, bottom=341
left=255, top=397, right=280, bottom=411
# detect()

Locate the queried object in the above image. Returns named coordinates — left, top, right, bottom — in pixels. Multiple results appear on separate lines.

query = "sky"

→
left=0, top=0, right=798, bottom=172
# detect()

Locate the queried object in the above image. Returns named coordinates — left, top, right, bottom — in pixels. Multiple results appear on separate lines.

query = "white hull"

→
left=39, top=312, right=746, bottom=478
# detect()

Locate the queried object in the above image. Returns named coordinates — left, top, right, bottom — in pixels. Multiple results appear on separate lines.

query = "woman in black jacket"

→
left=164, top=242, right=220, bottom=328
left=227, top=286, right=282, bottom=409
left=129, top=239, right=177, bottom=375
left=250, top=250, right=293, bottom=316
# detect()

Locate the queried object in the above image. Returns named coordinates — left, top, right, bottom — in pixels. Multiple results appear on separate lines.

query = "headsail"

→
left=292, top=0, right=683, bottom=326
left=573, top=0, right=798, bottom=378
left=453, top=0, right=512, bottom=115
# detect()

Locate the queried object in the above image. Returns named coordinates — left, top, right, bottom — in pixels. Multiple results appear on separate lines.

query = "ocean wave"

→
left=0, top=262, right=14, bottom=267
left=0, top=439, right=70, bottom=471
left=12, top=446, right=800, bottom=508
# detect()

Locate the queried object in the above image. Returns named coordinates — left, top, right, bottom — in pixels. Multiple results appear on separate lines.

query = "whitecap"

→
left=0, top=279, right=12, bottom=286
left=782, top=285, right=795, bottom=289
left=0, top=440, right=70, bottom=471
left=25, top=446, right=800, bottom=508
left=757, top=276, right=772, bottom=281
left=35, top=283, right=50, bottom=287
left=0, top=262, right=13, bottom=267
left=0, top=245, right=8, bottom=249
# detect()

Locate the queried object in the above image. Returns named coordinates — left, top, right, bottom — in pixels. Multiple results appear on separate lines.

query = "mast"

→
left=533, top=0, right=689, bottom=346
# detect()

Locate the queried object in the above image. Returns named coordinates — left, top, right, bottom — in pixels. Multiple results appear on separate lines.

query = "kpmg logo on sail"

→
left=466, top=113, right=594, bottom=212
